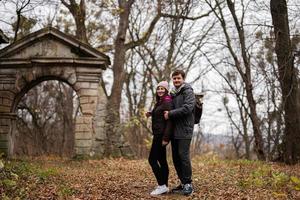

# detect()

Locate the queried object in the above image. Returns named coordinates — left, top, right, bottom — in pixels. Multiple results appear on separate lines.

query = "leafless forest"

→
left=0, top=0, right=300, bottom=164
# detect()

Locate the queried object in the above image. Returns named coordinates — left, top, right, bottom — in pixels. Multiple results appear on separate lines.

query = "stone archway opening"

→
left=12, top=79, right=81, bottom=157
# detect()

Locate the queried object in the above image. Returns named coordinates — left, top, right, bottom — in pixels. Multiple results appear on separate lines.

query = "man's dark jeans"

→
left=148, top=136, right=169, bottom=186
left=171, top=138, right=192, bottom=184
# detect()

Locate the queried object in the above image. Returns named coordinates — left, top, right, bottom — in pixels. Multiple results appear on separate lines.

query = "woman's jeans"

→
left=148, top=135, right=169, bottom=186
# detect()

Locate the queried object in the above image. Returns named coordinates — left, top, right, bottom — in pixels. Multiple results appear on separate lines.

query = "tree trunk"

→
left=270, top=0, right=300, bottom=164
left=61, top=0, right=88, bottom=43
left=104, top=0, right=135, bottom=157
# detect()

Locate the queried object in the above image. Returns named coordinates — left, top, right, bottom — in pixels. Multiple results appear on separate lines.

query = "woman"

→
left=146, top=81, right=173, bottom=196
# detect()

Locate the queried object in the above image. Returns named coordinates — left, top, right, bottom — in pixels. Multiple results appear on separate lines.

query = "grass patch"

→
left=36, top=168, right=58, bottom=181
left=58, top=184, right=77, bottom=197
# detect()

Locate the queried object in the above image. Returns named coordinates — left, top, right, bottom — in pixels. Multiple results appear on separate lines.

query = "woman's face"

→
left=157, top=86, right=166, bottom=97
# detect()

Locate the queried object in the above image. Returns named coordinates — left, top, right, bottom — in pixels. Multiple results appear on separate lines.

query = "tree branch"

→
left=125, top=0, right=161, bottom=50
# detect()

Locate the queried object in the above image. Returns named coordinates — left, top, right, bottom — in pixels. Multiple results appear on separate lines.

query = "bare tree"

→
left=205, top=0, right=266, bottom=160
left=270, top=0, right=300, bottom=164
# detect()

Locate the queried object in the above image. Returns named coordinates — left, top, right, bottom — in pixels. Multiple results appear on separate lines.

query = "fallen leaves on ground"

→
left=1, top=155, right=300, bottom=199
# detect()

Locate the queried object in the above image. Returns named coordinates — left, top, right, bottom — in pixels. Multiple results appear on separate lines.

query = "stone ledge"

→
left=75, top=131, right=92, bottom=140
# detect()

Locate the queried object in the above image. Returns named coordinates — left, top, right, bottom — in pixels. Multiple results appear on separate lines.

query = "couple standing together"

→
left=147, top=70, right=195, bottom=196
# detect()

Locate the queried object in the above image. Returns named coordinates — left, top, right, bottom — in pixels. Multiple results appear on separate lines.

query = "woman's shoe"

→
left=150, top=184, right=169, bottom=195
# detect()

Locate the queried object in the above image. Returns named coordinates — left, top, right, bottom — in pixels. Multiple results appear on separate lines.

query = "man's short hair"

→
left=172, top=70, right=186, bottom=79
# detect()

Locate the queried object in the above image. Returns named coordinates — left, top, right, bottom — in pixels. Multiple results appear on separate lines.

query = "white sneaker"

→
left=150, top=185, right=169, bottom=195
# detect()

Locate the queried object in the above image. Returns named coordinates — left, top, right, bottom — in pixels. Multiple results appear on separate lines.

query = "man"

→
left=164, top=70, right=195, bottom=196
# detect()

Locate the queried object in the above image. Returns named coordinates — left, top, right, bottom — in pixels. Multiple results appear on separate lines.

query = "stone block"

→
left=0, top=118, right=11, bottom=125
left=0, top=134, right=8, bottom=141
left=75, top=124, right=92, bottom=132
left=89, top=96, right=98, bottom=104
left=95, top=130, right=107, bottom=141
left=0, top=68, right=16, bottom=74
left=75, top=139, right=93, bottom=148
left=74, top=146, right=90, bottom=155
left=76, top=116, right=92, bottom=124
left=83, top=117, right=92, bottom=124
left=62, top=67, right=75, bottom=78
left=79, top=97, right=89, bottom=104
left=96, top=121, right=105, bottom=127
left=3, top=84, right=14, bottom=90
left=81, top=109, right=95, bottom=115
left=75, top=131, right=92, bottom=140
left=76, top=67, right=102, bottom=74
left=2, top=98, right=12, bottom=106
left=77, top=76, right=100, bottom=83
left=81, top=104, right=96, bottom=113
left=90, top=83, right=99, bottom=89
left=0, top=105, right=10, bottom=113
left=50, top=67, right=63, bottom=77
left=0, top=91, right=15, bottom=100
left=78, top=82, right=90, bottom=89
left=92, top=141, right=105, bottom=154
left=79, top=89, right=98, bottom=96
left=96, top=104, right=106, bottom=112
left=0, top=118, right=10, bottom=125
left=0, top=141, right=8, bottom=149
left=75, top=116, right=84, bottom=124
left=0, top=126, right=9, bottom=134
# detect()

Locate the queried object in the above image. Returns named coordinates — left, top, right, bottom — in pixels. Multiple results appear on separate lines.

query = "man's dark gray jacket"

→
left=169, top=83, right=195, bottom=139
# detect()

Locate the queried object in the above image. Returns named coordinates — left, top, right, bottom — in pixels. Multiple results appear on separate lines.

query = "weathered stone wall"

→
left=92, top=85, right=107, bottom=157
left=0, top=114, right=16, bottom=155
left=75, top=68, right=106, bottom=156
left=0, top=27, right=114, bottom=158
left=0, top=72, right=16, bottom=156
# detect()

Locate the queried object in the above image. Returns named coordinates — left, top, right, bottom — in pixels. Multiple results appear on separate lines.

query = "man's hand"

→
left=162, top=140, right=169, bottom=146
left=164, top=111, right=169, bottom=120
left=145, top=111, right=152, bottom=118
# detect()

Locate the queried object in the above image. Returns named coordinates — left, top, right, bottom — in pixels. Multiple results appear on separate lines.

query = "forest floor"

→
left=1, top=155, right=300, bottom=200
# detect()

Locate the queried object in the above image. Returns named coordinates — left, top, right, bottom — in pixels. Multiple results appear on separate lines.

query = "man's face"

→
left=172, top=74, right=184, bottom=88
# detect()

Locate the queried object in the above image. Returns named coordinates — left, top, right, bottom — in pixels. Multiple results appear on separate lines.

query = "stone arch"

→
left=12, top=75, right=77, bottom=113
left=0, top=27, right=109, bottom=157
